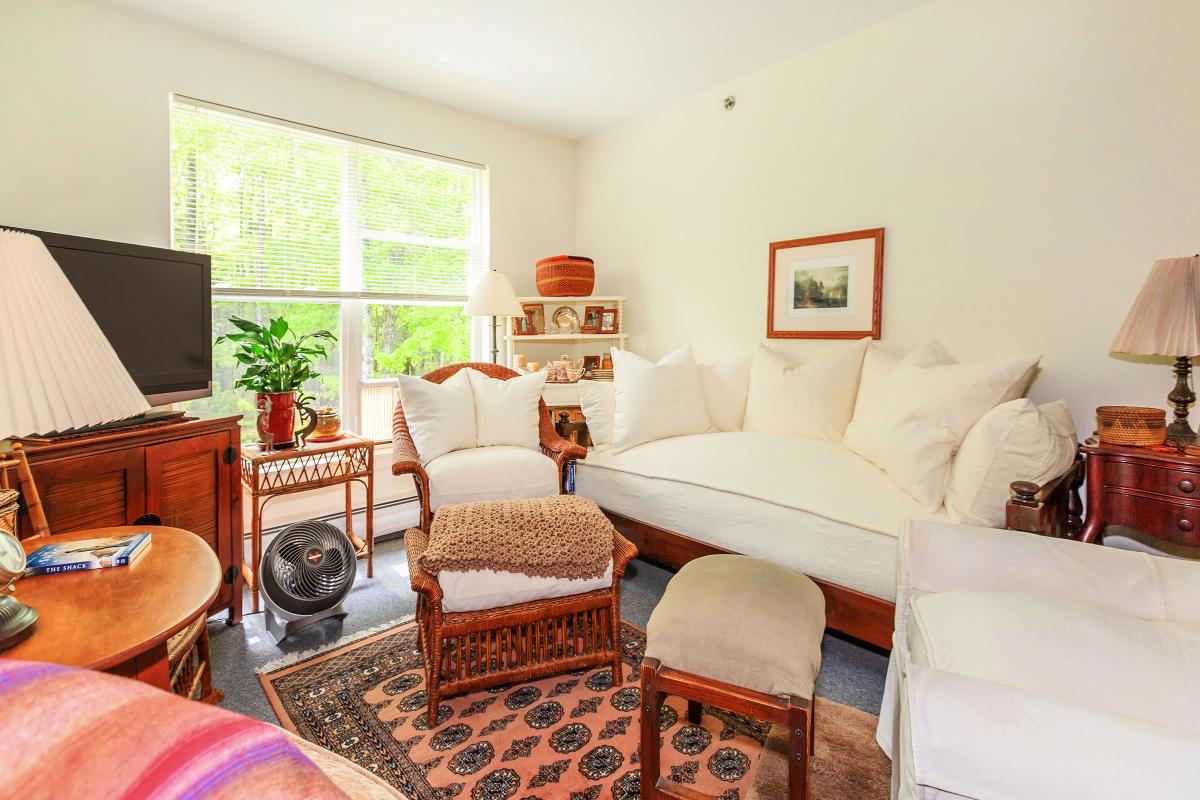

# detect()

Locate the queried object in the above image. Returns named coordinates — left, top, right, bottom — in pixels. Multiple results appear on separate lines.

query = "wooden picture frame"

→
left=512, top=314, right=535, bottom=336
left=599, top=308, right=620, bottom=334
left=582, top=355, right=601, bottom=372
left=521, top=302, right=545, bottom=335
left=767, top=228, right=884, bottom=339
left=581, top=305, right=604, bottom=334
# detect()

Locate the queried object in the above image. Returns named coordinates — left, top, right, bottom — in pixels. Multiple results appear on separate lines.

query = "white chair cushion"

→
left=426, top=446, right=559, bottom=512
left=467, top=368, right=547, bottom=449
left=851, top=344, right=900, bottom=421
left=909, top=589, right=1200, bottom=735
left=946, top=398, right=1077, bottom=526
left=697, top=353, right=752, bottom=432
left=396, top=369, right=476, bottom=464
left=843, top=340, right=1040, bottom=508
left=578, top=379, right=615, bottom=446
left=438, top=561, right=614, bottom=612
left=611, top=345, right=709, bottom=453
left=742, top=339, right=869, bottom=442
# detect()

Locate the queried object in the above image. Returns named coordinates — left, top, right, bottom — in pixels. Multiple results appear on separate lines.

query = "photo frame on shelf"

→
left=581, top=305, right=604, bottom=333
left=599, top=308, right=620, bottom=334
left=767, top=228, right=884, bottom=339
left=582, top=355, right=601, bottom=372
left=512, top=314, right=535, bottom=336
left=522, top=302, right=545, bottom=334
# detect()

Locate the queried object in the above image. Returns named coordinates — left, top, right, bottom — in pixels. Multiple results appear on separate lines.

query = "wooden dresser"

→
left=14, top=416, right=243, bottom=624
left=1079, top=440, right=1200, bottom=551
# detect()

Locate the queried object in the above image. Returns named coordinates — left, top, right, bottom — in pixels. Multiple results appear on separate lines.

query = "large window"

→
left=170, top=98, right=486, bottom=440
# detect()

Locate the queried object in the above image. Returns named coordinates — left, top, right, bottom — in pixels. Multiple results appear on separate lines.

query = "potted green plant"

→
left=216, top=316, right=337, bottom=449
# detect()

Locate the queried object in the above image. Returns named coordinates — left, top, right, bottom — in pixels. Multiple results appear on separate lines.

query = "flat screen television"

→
left=15, top=227, right=213, bottom=407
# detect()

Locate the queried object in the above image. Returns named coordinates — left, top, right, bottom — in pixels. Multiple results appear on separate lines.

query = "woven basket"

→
left=1096, top=405, right=1166, bottom=446
left=535, top=255, right=595, bottom=297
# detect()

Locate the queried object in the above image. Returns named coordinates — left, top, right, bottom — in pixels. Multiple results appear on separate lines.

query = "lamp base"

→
left=0, top=595, right=38, bottom=653
left=1167, top=356, right=1197, bottom=443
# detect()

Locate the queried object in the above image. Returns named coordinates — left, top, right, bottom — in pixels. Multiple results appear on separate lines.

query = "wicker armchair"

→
left=392, top=362, right=587, bottom=530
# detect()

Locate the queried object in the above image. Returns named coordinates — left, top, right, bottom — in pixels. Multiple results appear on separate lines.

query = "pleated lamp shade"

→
left=1111, top=256, right=1200, bottom=357
left=0, top=229, right=149, bottom=439
left=463, top=270, right=523, bottom=317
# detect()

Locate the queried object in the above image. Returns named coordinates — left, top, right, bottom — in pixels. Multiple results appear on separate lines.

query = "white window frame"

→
left=170, top=95, right=489, bottom=438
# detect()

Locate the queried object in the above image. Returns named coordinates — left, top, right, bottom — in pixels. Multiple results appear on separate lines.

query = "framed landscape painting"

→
left=767, top=228, right=884, bottom=339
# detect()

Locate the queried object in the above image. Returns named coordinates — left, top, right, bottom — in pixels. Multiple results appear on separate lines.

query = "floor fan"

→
left=260, top=520, right=356, bottom=644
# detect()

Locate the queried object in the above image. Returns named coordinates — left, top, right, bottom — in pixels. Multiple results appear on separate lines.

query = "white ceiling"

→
left=106, top=0, right=928, bottom=139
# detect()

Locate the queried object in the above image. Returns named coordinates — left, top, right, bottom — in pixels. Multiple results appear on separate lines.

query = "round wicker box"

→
left=535, top=255, right=595, bottom=296
left=1096, top=405, right=1166, bottom=446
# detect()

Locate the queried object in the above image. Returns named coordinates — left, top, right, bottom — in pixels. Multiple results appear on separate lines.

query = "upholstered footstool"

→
left=640, top=555, right=826, bottom=800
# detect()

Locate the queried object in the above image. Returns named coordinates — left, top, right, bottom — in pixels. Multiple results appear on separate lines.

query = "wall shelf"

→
left=506, top=333, right=628, bottom=342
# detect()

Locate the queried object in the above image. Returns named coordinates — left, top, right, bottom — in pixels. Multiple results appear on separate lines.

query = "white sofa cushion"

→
left=697, top=354, right=752, bottom=431
left=439, top=561, right=614, bottom=613
left=742, top=339, right=869, bottom=442
left=851, top=344, right=900, bottom=421
left=946, top=398, right=1077, bottom=526
left=843, top=341, right=1040, bottom=509
left=611, top=345, right=709, bottom=453
left=909, top=589, right=1200, bottom=735
left=396, top=369, right=476, bottom=464
left=467, top=368, right=547, bottom=449
left=426, top=446, right=559, bottom=512
left=578, top=379, right=615, bottom=446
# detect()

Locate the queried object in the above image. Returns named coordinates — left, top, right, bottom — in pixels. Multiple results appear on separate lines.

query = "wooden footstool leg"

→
left=686, top=699, right=703, bottom=725
left=640, top=658, right=662, bottom=800
left=787, top=695, right=810, bottom=800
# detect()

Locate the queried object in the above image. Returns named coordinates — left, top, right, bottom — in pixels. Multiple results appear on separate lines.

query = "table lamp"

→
left=464, top=269, right=524, bottom=364
left=0, top=228, right=151, bottom=651
left=1111, top=255, right=1200, bottom=442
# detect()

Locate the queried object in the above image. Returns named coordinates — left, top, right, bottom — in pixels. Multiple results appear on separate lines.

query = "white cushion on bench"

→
left=427, top=446, right=559, bottom=512
left=438, top=561, right=614, bottom=612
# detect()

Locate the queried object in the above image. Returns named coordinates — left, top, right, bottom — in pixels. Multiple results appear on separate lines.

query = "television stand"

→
left=15, top=410, right=188, bottom=443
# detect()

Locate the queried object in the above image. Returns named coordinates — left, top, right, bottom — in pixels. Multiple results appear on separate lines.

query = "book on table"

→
left=25, top=532, right=152, bottom=576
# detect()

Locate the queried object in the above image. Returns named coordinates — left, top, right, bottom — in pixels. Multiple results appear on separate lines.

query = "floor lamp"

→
left=464, top=270, right=524, bottom=364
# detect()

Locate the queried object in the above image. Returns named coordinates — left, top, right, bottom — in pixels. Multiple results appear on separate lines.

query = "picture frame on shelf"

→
left=522, top=302, right=545, bottom=334
left=512, top=314, right=535, bottom=336
left=582, top=355, right=601, bottom=372
left=581, top=305, right=604, bottom=333
left=599, top=308, right=620, bottom=334
left=767, top=228, right=884, bottom=339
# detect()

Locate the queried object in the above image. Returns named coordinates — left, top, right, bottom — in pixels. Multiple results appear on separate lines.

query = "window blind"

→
left=170, top=98, right=488, bottom=300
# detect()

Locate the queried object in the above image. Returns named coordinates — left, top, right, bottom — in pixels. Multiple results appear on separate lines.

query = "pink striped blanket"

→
left=0, top=659, right=348, bottom=799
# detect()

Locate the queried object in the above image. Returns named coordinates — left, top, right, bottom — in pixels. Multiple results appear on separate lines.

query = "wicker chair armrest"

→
left=611, top=531, right=638, bottom=582
left=404, top=528, right=443, bottom=603
left=539, top=408, right=588, bottom=463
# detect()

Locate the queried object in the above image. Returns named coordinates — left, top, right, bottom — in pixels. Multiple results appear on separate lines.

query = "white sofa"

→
left=877, top=520, right=1200, bottom=799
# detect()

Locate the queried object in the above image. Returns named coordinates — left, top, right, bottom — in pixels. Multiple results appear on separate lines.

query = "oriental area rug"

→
left=259, top=619, right=889, bottom=799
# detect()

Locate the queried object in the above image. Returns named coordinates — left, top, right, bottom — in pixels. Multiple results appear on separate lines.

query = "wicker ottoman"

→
left=405, top=525, right=637, bottom=726
left=640, top=555, right=826, bottom=800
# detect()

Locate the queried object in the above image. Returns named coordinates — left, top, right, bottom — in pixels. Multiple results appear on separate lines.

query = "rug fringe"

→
left=257, top=614, right=415, bottom=675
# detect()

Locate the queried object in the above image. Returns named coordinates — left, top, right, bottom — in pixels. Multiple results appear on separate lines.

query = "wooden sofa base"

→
left=604, top=511, right=895, bottom=651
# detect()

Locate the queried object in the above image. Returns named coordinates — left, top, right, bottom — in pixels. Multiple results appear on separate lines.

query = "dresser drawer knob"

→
left=1180, top=479, right=1196, bottom=493
left=1179, top=519, right=1194, bottom=532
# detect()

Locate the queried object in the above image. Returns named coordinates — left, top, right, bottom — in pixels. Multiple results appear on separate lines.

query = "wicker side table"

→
left=240, top=433, right=375, bottom=613
left=405, top=527, right=637, bottom=726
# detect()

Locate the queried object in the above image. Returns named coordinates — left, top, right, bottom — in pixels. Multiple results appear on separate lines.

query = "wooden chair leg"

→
left=787, top=696, right=810, bottom=800
left=425, top=623, right=442, bottom=727
left=686, top=699, right=703, bottom=725
left=196, top=623, right=221, bottom=704
left=640, top=658, right=662, bottom=800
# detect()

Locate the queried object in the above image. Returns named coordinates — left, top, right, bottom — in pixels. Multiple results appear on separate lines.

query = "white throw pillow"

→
left=843, top=341, right=1041, bottom=509
left=852, top=344, right=900, bottom=421
left=467, top=369, right=547, bottom=449
left=611, top=345, right=709, bottom=453
left=697, top=354, right=753, bottom=432
left=396, top=369, right=476, bottom=464
left=742, top=340, right=870, bottom=442
left=946, top=399, right=1077, bottom=527
left=578, top=380, right=616, bottom=446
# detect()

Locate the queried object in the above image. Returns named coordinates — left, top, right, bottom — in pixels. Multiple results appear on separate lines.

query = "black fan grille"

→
left=262, top=520, right=355, bottom=614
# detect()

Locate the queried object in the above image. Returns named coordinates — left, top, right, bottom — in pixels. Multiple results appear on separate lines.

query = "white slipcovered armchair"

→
left=878, top=520, right=1200, bottom=799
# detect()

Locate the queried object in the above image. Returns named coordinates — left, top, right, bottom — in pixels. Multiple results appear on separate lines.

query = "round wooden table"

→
left=3, top=526, right=220, bottom=690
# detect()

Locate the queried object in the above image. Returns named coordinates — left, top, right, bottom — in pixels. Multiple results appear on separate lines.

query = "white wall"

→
left=0, top=0, right=577, bottom=529
left=0, top=0, right=575, bottom=298
left=576, top=0, right=1200, bottom=435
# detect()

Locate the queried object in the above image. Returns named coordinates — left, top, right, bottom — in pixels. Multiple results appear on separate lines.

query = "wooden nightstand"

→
left=1079, top=440, right=1200, bottom=548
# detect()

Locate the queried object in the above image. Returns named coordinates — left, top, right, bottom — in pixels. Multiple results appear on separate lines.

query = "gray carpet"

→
left=210, top=534, right=889, bottom=725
